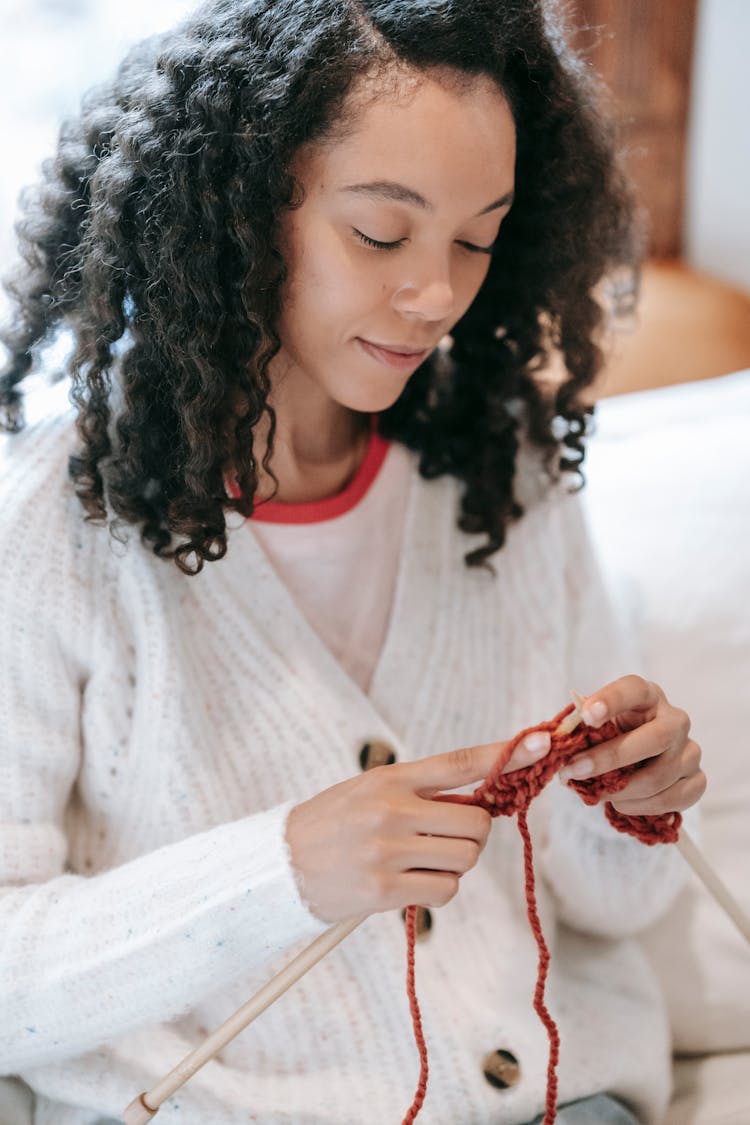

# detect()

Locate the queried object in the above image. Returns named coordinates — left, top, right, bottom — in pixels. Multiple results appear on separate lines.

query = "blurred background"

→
left=0, top=0, right=749, bottom=396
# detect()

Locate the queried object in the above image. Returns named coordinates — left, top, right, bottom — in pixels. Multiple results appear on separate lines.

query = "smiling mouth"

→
left=357, top=338, right=432, bottom=369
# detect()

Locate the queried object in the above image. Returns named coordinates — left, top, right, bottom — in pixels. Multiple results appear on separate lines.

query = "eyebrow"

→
left=339, top=180, right=515, bottom=217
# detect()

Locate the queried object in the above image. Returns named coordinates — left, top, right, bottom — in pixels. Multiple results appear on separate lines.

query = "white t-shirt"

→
left=248, top=423, right=411, bottom=693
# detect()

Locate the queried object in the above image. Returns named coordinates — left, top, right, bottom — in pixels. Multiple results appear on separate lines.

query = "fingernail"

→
left=559, top=757, right=593, bottom=781
left=582, top=700, right=608, bottom=727
left=524, top=732, right=551, bottom=757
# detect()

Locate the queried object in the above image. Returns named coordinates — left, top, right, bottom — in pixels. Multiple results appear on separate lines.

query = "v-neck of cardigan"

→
left=220, top=448, right=455, bottom=747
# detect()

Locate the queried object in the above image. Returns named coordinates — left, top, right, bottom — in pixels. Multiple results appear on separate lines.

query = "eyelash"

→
left=353, top=229, right=494, bottom=256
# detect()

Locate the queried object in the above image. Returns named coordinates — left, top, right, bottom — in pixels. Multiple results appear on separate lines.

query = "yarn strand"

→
left=401, top=905, right=429, bottom=1125
left=517, top=807, right=560, bottom=1125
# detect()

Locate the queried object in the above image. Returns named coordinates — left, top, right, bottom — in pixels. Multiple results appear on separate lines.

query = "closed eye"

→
left=353, top=229, right=495, bottom=255
left=354, top=229, right=405, bottom=251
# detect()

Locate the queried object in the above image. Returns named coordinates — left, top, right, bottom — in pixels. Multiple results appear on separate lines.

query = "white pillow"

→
left=581, top=369, right=750, bottom=1053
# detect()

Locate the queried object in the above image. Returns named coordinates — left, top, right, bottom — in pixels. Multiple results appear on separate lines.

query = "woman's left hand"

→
left=557, top=675, right=707, bottom=815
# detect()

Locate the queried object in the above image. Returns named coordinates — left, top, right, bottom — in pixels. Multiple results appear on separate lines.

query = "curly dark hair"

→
left=0, top=0, right=640, bottom=574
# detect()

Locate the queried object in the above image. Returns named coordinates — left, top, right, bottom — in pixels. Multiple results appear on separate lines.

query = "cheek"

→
left=460, top=259, right=492, bottom=311
left=284, top=232, right=383, bottom=342
left=438, top=261, right=491, bottom=333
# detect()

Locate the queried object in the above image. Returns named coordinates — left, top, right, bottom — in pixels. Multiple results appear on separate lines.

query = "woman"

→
left=0, top=1, right=704, bottom=1122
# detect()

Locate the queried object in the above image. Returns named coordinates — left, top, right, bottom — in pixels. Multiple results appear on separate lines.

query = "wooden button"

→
left=481, top=1048, right=521, bottom=1089
left=358, top=740, right=397, bottom=770
left=401, top=906, right=433, bottom=941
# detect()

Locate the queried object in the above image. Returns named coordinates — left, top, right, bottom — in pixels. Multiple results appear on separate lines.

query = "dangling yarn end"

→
left=517, top=808, right=560, bottom=1124
left=402, top=905, right=429, bottom=1124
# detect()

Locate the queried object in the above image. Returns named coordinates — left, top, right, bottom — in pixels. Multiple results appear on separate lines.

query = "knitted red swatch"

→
left=400, top=701, right=682, bottom=1125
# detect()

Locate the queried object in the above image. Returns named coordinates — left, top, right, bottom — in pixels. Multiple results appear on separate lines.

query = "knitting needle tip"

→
left=555, top=690, right=586, bottom=735
left=123, top=1094, right=159, bottom=1124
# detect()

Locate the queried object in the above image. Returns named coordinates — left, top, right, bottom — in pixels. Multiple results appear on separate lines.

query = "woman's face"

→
left=272, top=69, right=516, bottom=416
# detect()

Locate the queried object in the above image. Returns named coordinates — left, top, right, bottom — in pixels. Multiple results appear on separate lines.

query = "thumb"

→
left=408, top=732, right=549, bottom=797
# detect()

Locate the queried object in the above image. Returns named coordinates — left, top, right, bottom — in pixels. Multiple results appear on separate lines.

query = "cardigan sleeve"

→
left=0, top=405, right=327, bottom=1074
left=534, top=483, right=691, bottom=939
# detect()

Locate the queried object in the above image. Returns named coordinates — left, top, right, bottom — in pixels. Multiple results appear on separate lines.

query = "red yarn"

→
left=400, top=702, right=682, bottom=1125
left=402, top=905, right=428, bottom=1124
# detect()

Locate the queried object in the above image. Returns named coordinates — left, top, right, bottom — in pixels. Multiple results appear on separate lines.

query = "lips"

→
left=357, top=338, right=432, bottom=370
left=367, top=342, right=432, bottom=355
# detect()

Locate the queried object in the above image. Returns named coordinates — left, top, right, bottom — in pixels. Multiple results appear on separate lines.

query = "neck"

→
left=252, top=394, right=371, bottom=505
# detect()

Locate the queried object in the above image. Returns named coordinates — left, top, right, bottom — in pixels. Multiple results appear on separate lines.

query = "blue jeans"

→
left=89, top=1094, right=643, bottom=1125
left=524, top=1093, right=641, bottom=1124
left=84, top=1098, right=644, bottom=1125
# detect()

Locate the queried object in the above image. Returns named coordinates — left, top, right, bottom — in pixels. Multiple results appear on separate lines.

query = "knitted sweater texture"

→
left=0, top=388, right=686, bottom=1125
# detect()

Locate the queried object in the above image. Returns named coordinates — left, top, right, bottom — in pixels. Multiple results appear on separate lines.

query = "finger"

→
left=596, top=739, right=703, bottom=801
left=501, top=730, right=551, bottom=773
left=398, top=834, right=482, bottom=875
left=415, top=802, right=492, bottom=846
left=382, top=870, right=460, bottom=911
left=559, top=722, right=655, bottom=782
left=579, top=675, right=663, bottom=731
left=609, top=770, right=707, bottom=816
left=407, top=733, right=549, bottom=796
left=560, top=702, right=695, bottom=781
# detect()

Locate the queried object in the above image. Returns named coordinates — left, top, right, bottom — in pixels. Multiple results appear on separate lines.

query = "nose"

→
left=392, top=256, right=455, bottom=323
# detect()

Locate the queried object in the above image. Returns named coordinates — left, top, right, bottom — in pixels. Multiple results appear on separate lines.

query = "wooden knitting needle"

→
left=673, top=826, right=750, bottom=942
left=556, top=689, right=588, bottom=734
left=124, top=691, right=749, bottom=1121
left=123, top=912, right=368, bottom=1123
left=563, top=690, right=750, bottom=945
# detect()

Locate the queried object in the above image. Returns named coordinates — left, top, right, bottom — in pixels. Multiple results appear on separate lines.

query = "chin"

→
left=337, top=381, right=409, bottom=415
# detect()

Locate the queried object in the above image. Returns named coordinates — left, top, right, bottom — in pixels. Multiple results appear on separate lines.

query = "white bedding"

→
left=583, top=370, right=750, bottom=1122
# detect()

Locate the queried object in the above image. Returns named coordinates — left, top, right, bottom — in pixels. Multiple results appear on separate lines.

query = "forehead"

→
left=295, top=69, right=516, bottom=206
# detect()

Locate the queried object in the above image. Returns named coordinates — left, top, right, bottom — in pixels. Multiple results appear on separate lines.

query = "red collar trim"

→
left=226, top=416, right=391, bottom=525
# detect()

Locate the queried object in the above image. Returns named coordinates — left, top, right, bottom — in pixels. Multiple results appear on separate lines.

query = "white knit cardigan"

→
left=0, top=387, right=686, bottom=1125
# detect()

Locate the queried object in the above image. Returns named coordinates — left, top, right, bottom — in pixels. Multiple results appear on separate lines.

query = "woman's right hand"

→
left=284, top=729, right=552, bottom=924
